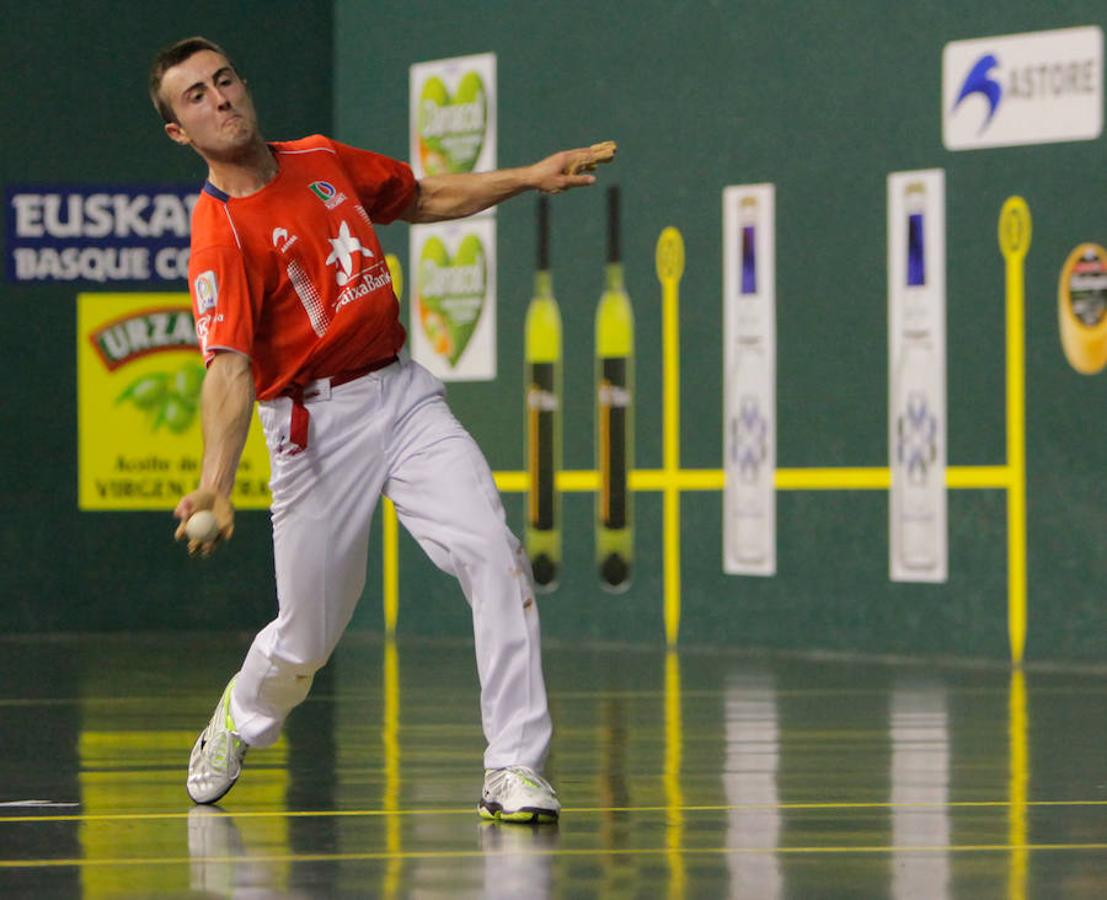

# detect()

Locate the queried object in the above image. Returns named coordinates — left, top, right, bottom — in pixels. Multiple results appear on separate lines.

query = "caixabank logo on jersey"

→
left=943, top=26, right=1103, bottom=150
left=6, top=186, right=198, bottom=283
left=76, top=293, right=272, bottom=511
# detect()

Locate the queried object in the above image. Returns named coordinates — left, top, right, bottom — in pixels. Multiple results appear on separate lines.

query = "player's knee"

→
left=465, top=523, right=518, bottom=569
left=291, top=650, right=331, bottom=676
left=274, top=638, right=334, bottom=677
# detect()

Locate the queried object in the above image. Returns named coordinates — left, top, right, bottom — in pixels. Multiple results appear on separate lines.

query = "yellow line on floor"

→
left=6, top=798, right=1107, bottom=825
left=6, top=842, right=1107, bottom=869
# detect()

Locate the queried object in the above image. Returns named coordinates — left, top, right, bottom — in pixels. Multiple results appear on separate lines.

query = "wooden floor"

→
left=2, top=633, right=1107, bottom=897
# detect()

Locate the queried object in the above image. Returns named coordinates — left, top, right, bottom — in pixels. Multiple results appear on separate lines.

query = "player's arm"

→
left=173, top=350, right=255, bottom=556
left=401, top=141, right=616, bottom=224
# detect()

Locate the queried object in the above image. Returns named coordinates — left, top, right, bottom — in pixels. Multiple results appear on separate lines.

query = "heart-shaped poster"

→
left=416, top=72, right=487, bottom=175
left=416, top=234, right=487, bottom=366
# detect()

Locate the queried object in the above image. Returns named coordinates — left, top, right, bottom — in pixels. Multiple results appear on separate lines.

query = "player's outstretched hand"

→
left=531, top=141, right=617, bottom=194
left=174, top=489, right=236, bottom=558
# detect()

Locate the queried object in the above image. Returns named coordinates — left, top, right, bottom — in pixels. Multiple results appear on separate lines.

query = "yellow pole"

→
left=384, top=253, right=404, bottom=306
left=383, top=499, right=399, bottom=636
left=382, top=252, right=404, bottom=638
left=656, top=228, right=685, bottom=646
left=998, top=198, right=1031, bottom=666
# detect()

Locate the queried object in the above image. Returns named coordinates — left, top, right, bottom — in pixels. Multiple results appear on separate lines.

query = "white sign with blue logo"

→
left=722, top=184, right=776, bottom=578
left=943, top=26, right=1103, bottom=150
left=888, top=169, right=947, bottom=583
left=6, top=186, right=198, bottom=283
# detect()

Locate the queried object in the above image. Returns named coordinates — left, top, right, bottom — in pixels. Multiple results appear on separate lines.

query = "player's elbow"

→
left=205, top=351, right=255, bottom=400
left=401, top=179, right=455, bottom=224
left=398, top=182, right=429, bottom=223
left=208, top=349, right=252, bottom=378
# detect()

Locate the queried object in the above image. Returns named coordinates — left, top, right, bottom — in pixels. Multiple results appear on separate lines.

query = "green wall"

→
left=3, top=2, right=1106, bottom=666
left=0, top=1, right=333, bottom=630
left=334, top=1, right=1107, bottom=662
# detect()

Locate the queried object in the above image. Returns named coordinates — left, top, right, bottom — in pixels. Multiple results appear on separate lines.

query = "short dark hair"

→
left=149, top=36, right=237, bottom=124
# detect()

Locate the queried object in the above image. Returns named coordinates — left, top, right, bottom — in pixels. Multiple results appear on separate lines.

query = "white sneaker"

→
left=478, top=766, right=560, bottom=823
left=187, top=679, right=248, bottom=804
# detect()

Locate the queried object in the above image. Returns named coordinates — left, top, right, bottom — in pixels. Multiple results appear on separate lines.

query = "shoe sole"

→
left=187, top=774, right=239, bottom=806
left=478, top=801, right=558, bottom=824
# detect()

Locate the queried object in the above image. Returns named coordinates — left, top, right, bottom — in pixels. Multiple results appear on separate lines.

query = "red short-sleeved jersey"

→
left=187, top=134, right=417, bottom=400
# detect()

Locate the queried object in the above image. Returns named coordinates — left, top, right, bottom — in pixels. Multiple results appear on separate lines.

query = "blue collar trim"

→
left=202, top=181, right=230, bottom=202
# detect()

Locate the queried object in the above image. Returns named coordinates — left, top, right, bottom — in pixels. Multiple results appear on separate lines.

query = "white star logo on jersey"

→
left=326, top=221, right=374, bottom=285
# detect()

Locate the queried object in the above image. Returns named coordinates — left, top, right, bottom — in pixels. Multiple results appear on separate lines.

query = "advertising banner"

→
left=888, top=170, right=947, bottom=582
left=722, top=184, right=776, bottom=576
left=1058, top=243, right=1107, bottom=374
left=410, top=53, right=497, bottom=179
left=77, top=293, right=271, bottom=511
left=8, top=186, right=196, bottom=283
left=943, top=26, right=1103, bottom=150
left=409, top=218, right=497, bottom=381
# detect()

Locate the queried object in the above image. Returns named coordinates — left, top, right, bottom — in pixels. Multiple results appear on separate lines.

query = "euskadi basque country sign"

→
left=6, top=185, right=197, bottom=283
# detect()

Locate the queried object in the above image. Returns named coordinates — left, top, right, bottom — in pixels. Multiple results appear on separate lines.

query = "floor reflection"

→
left=478, top=821, right=559, bottom=898
left=10, top=635, right=1107, bottom=897
left=890, top=676, right=950, bottom=900
left=664, top=649, right=685, bottom=899
left=1008, top=668, right=1028, bottom=900
left=598, top=694, right=633, bottom=894
left=188, top=806, right=309, bottom=899
left=724, top=670, right=782, bottom=899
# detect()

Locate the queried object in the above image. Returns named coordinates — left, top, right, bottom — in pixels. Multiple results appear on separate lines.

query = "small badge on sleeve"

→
left=194, top=270, right=219, bottom=312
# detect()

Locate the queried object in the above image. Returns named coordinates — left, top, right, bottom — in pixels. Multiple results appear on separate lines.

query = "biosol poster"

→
left=409, top=218, right=497, bottom=381
left=410, top=53, right=496, bottom=179
left=77, top=293, right=271, bottom=511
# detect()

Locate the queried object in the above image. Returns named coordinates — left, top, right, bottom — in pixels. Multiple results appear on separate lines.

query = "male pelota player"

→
left=150, top=36, right=615, bottom=823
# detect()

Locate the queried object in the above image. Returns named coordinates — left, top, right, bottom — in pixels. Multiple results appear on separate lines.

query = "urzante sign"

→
left=77, top=292, right=271, bottom=511
left=7, top=185, right=197, bottom=283
left=943, top=26, right=1103, bottom=150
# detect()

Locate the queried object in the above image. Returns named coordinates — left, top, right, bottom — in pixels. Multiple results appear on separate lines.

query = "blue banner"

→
left=6, top=184, right=199, bottom=284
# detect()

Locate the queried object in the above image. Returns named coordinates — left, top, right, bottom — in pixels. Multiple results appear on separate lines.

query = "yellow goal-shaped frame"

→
left=381, top=197, right=1032, bottom=666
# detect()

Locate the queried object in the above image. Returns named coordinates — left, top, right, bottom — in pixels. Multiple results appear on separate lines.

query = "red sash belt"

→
left=280, top=356, right=398, bottom=455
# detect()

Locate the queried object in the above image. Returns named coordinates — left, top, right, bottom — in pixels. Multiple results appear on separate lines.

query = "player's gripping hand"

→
left=174, top=489, right=236, bottom=558
left=531, top=141, right=617, bottom=194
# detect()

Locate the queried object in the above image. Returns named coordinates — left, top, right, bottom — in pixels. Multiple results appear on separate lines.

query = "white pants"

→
left=231, top=356, right=552, bottom=772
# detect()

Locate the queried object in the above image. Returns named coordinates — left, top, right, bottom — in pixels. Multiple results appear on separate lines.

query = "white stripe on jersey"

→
left=222, top=206, right=243, bottom=249
left=287, top=259, right=329, bottom=337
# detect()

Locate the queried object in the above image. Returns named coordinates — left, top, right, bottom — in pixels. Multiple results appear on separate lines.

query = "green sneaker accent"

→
left=499, top=809, right=538, bottom=823
left=221, top=679, right=237, bottom=732
left=187, top=677, right=248, bottom=805
left=479, top=766, right=560, bottom=824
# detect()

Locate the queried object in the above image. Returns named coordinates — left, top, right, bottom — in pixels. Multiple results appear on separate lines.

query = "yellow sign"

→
left=1058, top=243, right=1107, bottom=375
left=77, top=292, right=271, bottom=510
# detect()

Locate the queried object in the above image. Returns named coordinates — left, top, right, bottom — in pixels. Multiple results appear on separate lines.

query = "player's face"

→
left=161, top=50, right=260, bottom=158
